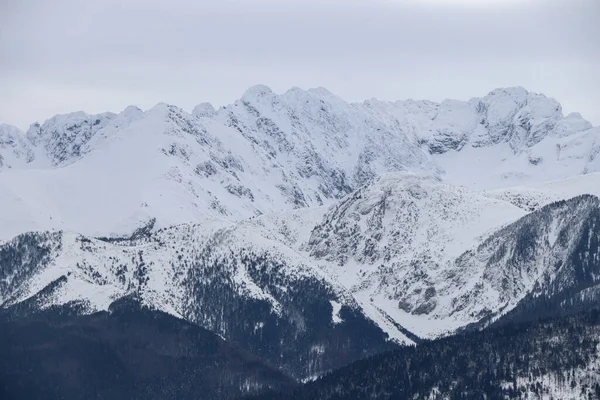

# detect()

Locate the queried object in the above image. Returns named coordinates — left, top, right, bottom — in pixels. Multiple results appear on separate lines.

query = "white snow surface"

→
left=330, top=300, right=343, bottom=324
left=486, top=171, right=600, bottom=211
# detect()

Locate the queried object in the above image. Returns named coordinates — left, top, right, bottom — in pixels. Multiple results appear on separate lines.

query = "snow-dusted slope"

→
left=455, top=195, right=600, bottom=328
left=486, top=171, right=600, bottom=211
left=306, top=173, right=527, bottom=337
left=302, top=178, right=600, bottom=339
left=0, top=214, right=407, bottom=379
left=435, top=126, right=600, bottom=190
left=0, top=172, right=536, bottom=337
left=0, top=172, right=531, bottom=349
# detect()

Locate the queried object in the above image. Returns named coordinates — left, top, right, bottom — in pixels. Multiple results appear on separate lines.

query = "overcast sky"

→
left=1, top=0, right=599, bottom=130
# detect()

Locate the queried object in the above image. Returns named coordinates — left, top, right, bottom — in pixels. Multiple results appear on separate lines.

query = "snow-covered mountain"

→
left=2, top=85, right=600, bottom=382
left=0, top=213, right=403, bottom=379
left=305, top=173, right=526, bottom=337
left=360, top=87, right=599, bottom=188
left=3, top=172, right=600, bottom=364
left=0, top=124, right=36, bottom=170
left=0, top=86, right=597, bottom=240
left=472, top=194, right=600, bottom=328
left=451, top=195, right=600, bottom=326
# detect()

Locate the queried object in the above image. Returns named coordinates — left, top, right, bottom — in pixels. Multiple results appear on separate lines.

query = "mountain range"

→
left=0, top=86, right=598, bottom=240
left=1, top=85, right=600, bottom=399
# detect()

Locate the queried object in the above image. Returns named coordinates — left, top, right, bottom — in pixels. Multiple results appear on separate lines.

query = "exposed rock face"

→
left=25, top=111, right=117, bottom=165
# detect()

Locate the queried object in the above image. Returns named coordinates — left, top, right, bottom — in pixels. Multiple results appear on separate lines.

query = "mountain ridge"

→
left=0, top=85, right=597, bottom=241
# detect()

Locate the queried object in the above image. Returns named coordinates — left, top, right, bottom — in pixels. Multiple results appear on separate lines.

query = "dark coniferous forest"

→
left=248, top=310, right=600, bottom=400
left=0, top=298, right=295, bottom=400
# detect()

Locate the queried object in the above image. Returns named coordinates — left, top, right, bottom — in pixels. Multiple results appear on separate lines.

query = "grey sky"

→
left=1, top=0, right=599, bottom=130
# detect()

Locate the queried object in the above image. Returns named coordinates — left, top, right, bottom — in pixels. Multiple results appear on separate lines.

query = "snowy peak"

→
left=475, top=86, right=530, bottom=146
left=0, top=124, right=35, bottom=170
left=0, top=124, right=24, bottom=137
left=350, top=87, right=597, bottom=190
left=121, top=105, right=144, bottom=119
left=241, top=84, right=275, bottom=102
left=410, top=86, right=593, bottom=154
left=8, top=85, right=595, bottom=173
left=480, top=87, right=565, bottom=149
left=192, top=102, right=216, bottom=118
left=223, top=85, right=439, bottom=189
left=554, top=112, right=594, bottom=138
left=26, top=111, right=117, bottom=165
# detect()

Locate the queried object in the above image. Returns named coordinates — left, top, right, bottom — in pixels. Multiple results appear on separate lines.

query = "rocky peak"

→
left=121, top=105, right=143, bottom=119
left=192, top=102, right=216, bottom=118
left=0, top=124, right=35, bottom=169
left=240, top=84, right=276, bottom=105
left=553, top=112, right=594, bottom=138
left=0, top=85, right=596, bottom=241
left=26, top=111, right=117, bottom=165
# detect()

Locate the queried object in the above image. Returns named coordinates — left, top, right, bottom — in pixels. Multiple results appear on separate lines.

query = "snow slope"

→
left=435, top=126, right=600, bottom=190
left=0, top=172, right=534, bottom=339
left=306, top=173, right=527, bottom=337
left=2, top=170, right=600, bottom=356
left=486, top=171, right=600, bottom=211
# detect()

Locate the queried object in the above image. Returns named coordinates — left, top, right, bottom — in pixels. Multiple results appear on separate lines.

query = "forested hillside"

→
left=249, top=310, right=600, bottom=400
